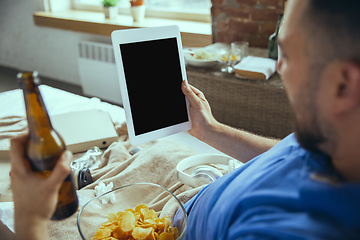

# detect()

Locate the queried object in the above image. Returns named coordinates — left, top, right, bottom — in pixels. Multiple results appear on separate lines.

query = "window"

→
left=73, top=0, right=211, bottom=22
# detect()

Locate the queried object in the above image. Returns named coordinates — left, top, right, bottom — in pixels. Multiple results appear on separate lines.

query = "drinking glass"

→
left=217, top=48, right=231, bottom=73
left=228, top=41, right=249, bottom=73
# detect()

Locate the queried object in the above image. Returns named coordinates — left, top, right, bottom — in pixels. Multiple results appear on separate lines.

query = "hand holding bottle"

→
left=10, top=133, right=72, bottom=240
left=17, top=71, right=78, bottom=220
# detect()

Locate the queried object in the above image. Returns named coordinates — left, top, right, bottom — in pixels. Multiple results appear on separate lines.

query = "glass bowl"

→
left=77, top=183, right=188, bottom=240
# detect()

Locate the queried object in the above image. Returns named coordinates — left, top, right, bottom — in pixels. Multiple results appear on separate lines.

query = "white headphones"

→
left=177, top=154, right=242, bottom=188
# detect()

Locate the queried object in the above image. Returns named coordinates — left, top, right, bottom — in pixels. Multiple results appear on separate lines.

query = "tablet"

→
left=111, top=25, right=192, bottom=146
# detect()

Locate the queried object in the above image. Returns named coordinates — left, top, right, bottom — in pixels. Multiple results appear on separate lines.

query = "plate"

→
left=183, top=47, right=219, bottom=68
left=185, top=59, right=219, bottom=67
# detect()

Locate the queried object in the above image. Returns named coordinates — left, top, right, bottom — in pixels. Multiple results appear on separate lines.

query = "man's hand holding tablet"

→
left=111, top=25, right=191, bottom=145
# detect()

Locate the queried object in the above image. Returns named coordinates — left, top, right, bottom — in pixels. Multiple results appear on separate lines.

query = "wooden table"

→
left=186, top=47, right=294, bottom=139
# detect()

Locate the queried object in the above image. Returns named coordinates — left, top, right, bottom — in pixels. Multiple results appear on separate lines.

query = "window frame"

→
left=71, top=0, right=211, bottom=22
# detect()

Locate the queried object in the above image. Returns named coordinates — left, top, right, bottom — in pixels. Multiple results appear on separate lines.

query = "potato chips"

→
left=92, top=204, right=179, bottom=240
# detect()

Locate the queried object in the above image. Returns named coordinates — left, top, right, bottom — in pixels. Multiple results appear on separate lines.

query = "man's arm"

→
left=182, top=80, right=280, bottom=163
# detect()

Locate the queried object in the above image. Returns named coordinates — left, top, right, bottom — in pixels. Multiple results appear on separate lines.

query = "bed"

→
left=0, top=85, right=225, bottom=239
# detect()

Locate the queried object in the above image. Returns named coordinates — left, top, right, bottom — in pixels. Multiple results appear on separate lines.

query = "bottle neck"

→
left=20, top=79, right=53, bottom=138
left=270, top=14, right=283, bottom=39
left=275, top=14, right=283, bottom=34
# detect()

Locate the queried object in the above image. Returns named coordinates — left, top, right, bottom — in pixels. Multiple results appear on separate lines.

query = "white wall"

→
left=0, top=0, right=111, bottom=86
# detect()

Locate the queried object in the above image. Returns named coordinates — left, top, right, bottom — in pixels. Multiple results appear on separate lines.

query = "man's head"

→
left=303, top=0, right=360, bottom=81
left=277, top=0, right=360, bottom=156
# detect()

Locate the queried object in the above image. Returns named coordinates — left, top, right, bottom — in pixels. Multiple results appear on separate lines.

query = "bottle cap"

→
left=17, top=71, right=41, bottom=85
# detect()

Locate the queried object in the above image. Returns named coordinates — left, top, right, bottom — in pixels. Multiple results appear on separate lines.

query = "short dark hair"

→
left=303, top=0, right=360, bottom=72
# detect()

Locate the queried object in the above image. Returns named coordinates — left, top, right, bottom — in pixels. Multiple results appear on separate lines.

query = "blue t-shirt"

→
left=183, top=133, right=360, bottom=240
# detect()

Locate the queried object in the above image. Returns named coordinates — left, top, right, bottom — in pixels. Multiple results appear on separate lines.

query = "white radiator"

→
left=77, top=40, right=122, bottom=105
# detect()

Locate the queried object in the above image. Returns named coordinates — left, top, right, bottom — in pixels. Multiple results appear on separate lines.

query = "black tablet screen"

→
left=120, top=37, right=189, bottom=136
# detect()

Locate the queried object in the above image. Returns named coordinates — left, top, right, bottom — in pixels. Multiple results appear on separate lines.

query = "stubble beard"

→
left=294, top=103, right=327, bottom=154
left=293, top=78, right=335, bottom=156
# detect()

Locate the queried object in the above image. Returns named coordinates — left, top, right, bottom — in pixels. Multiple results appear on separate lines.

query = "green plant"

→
left=102, top=0, right=118, bottom=7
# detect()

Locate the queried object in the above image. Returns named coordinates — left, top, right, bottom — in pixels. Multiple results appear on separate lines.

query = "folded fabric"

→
left=0, top=116, right=27, bottom=161
left=234, top=56, right=277, bottom=80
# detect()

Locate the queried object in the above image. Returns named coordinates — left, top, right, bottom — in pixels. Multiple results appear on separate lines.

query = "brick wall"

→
left=211, top=0, right=286, bottom=48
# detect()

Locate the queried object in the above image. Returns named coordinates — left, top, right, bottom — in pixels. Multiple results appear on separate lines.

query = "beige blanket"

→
left=0, top=116, right=28, bottom=161
left=48, top=123, right=206, bottom=239
left=0, top=117, right=227, bottom=239
left=0, top=116, right=28, bottom=204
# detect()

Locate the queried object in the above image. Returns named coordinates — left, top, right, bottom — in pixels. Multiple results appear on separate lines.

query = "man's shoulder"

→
left=251, top=132, right=307, bottom=166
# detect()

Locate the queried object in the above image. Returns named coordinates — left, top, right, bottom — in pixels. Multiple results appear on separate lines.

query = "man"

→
left=10, top=0, right=360, bottom=239
left=180, top=0, right=360, bottom=239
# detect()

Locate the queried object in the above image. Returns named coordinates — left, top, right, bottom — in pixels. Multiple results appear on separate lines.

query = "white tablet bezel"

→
left=111, top=25, right=192, bottom=146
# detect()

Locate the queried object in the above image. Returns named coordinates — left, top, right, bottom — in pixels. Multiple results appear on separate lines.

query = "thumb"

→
left=47, top=151, right=72, bottom=188
left=182, top=80, right=199, bottom=106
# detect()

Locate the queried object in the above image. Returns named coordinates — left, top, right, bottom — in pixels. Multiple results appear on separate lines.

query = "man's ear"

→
left=333, top=61, right=360, bottom=115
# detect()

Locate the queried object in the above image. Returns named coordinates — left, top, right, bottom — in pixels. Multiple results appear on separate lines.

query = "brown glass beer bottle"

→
left=17, top=71, right=79, bottom=220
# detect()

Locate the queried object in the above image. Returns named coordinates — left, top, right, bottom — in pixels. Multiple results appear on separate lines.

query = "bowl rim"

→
left=77, top=182, right=188, bottom=240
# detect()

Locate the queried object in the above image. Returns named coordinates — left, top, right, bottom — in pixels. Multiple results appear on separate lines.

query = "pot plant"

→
left=130, top=0, right=145, bottom=22
left=102, top=0, right=119, bottom=19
